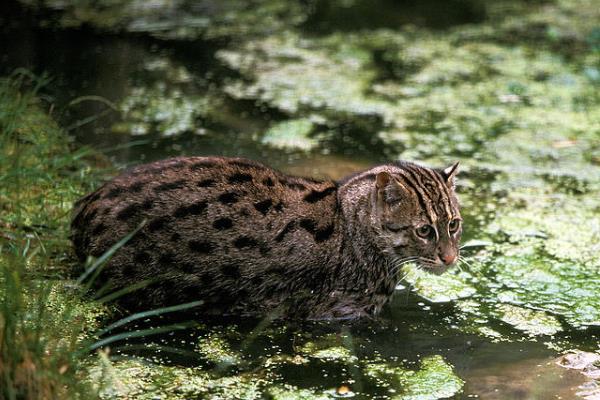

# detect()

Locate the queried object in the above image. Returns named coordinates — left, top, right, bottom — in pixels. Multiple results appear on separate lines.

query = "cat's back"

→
left=70, top=156, right=341, bottom=310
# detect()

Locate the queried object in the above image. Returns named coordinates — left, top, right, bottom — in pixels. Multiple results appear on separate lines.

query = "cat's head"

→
left=372, top=162, right=461, bottom=274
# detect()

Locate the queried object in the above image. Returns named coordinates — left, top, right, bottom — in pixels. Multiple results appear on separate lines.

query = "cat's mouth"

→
left=417, top=257, right=454, bottom=275
left=419, top=262, right=452, bottom=275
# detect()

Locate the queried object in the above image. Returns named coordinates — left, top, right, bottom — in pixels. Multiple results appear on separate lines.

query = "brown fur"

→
left=71, top=156, right=461, bottom=319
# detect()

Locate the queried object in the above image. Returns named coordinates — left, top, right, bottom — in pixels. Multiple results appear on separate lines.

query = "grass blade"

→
left=96, top=300, right=204, bottom=337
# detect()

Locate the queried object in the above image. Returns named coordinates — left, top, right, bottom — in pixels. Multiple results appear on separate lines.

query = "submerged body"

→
left=71, top=156, right=461, bottom=319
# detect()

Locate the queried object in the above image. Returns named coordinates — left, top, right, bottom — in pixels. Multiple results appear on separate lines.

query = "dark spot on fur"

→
left=83, top=208, right=98, bottom=224
left=158, top=252, right=175, bottom=265
left=125, top=231, right=147, bottom=248
left=251, top=276, right=263, bottom=285
left=148, top=216, right=171, bottom=232
left=213, top=217, right=233, bottom=230
left=299, top=219, right=316, bottom=233
left=129, top=181, right=145, bottom=192
left=180, top=262, right=195, bottom=274
left=299, top=219, right=334, bottom=242
left=173, top=201, right=208, bottom=218
left=105, top=187, right=125, bottom=199
left=142, top=199, right=153, bottom=210
left=303, top=186, right=336, bottom=203
left=234, top=236, right=258, bottom=249
left=254, top=199, right=273, bottom=215
left=281, top=179, right=306, bottom=191
left=228, top=172, right=253, bottom=184
left=190, top=160, right=217, bottom=171
left=134, top=251, right=151, bottom=264
left=92, top=223, right=107, bottom=236
left=197, top=179, right=216, bottom=187
left=259, top=244, right=271, bottom=256
left=218, top=192, right=238, bottom=205
left=262, top=177, right=275, bottom=187
left=117, top=203, right=141, bottom=221
left=171, top=232, right=181, bottom=242
left=200, top=271, right=213, bottom=284
left=237, top=288, right=249, bottom=299
left=220, top=264, right=240, bottom=279
left=188, top=240, right=214, bottom=254
left=154, top=180, right=186, bottom=192
left=315, top=224, right=335, bottom=242
left=120, top=263, right=136, bottom=276
left=269, top=266, right=286, bottom=275
left=275, top=221, right=296, bottom=242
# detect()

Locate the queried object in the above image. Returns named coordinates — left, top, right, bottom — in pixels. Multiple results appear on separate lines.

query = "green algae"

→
left=111, top=57, right=217, bottom=137
left=267, top=385, right=330, bottom=400
left=498, top=304, right=562, bottom=337
left=299, top=334, right=357, bottom=363
left=402, top=264, right=477, bottom=303
left=22, top=0, right=308, bottom=40
left=261, top=118, right=318, bottom=151
left=196, top=334, right=241, bottom=366
left=365, top=355, right=464, bottom=400
left=217, top=32, right=391, bottom=119
left=114, top=83, right=213, bottom=136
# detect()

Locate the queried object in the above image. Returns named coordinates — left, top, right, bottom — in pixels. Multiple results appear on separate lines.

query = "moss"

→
left=365, top=355, right=464, bottom=400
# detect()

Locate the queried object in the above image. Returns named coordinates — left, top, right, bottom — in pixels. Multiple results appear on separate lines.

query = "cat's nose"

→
left=440, top=253, right=456, bottom=265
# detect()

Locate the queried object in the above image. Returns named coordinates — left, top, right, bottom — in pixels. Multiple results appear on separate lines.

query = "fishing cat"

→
left=71, top=157, right=461, bottom=319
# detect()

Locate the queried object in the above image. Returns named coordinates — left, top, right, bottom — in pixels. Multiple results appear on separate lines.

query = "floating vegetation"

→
left=260, top=118, right=318, bottom=151
left=365, top=355, right=464, bottom=400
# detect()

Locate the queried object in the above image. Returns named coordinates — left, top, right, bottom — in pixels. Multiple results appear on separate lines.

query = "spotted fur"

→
left=70, top=156, right=461, bottom=319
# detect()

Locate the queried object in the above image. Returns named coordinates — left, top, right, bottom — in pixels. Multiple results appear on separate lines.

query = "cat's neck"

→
left=335, top=177, right=396, bottom=299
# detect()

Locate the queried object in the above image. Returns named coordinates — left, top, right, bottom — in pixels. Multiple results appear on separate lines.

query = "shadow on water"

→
left=302, top=0, right=488, bottom=34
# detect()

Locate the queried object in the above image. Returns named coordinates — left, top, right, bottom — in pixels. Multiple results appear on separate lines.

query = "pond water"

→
left=2, top=0, right=599, bottom=398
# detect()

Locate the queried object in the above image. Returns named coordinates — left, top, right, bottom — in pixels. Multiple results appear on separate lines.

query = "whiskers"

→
left=457, top=254, right=484, bottom=279
left=389, top=256, right=419, bottom=281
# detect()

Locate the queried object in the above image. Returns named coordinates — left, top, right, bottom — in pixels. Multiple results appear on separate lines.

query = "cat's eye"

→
left=449, top=219, right=461, bottom=233
left=415, top=224, right=434, bottom=239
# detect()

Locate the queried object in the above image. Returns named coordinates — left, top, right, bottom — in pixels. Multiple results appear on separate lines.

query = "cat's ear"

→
left=441, top=162, right=459, bottom=188
left=376, top=171, right=392, bottom=190
left=376, top=171, right=407, bottom=203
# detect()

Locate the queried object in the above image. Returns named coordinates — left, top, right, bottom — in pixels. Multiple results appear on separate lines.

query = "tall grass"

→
left=0, top=72, right=104, bottom=399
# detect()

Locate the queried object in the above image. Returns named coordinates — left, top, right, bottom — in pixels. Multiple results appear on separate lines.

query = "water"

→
left=2, top=0, right=599, bottom=398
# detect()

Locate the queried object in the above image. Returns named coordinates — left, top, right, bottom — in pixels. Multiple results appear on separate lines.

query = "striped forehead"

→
left=391, top=164, right=456, bottom=223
